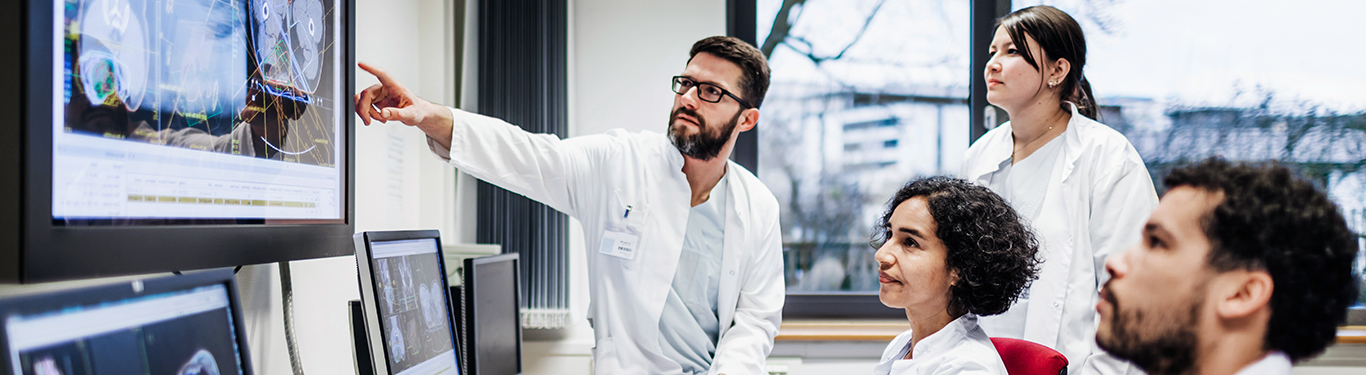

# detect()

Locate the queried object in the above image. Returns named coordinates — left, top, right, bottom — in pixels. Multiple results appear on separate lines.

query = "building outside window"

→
left=757, top=0, right=970, bottom=294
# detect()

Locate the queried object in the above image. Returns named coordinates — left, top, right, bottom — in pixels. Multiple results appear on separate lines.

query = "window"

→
left=746, top=0, right=1366, bottom=318
left=1010, top=0, right=1366, bottom=312
left=756, top=0, right=970, bottom=315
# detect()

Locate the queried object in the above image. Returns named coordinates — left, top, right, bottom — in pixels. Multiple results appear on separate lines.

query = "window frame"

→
left=730, top=0, right=1007, bottom=319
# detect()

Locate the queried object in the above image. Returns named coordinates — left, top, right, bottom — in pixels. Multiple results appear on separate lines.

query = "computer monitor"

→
left=461, top=254, right=522, bottom=375
left=1, top=0, right=356, bottom=282
left=0, top=268, right=253, bottom=375
left=354, top=230, right=460, bottom=375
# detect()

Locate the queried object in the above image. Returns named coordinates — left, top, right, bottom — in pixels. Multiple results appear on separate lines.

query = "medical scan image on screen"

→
left=51, top=0, right=343, bottom=223
left=369, top=239, right=457, bottom=375
left=5, top=285, right=244, bottom=375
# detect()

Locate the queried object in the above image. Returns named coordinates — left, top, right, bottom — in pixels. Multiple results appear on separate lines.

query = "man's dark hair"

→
left=873, top=176, right=1042, bottom=316
left=1164, top=157, right=1360, bottom=362
left=688, top=36, right=770, bottom=109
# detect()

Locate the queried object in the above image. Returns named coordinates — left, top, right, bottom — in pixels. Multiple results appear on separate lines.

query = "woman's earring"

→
left=1048, top=80, right=1058, bottom=88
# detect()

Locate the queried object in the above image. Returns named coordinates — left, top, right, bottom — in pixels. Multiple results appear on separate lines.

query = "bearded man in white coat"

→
left=354, top=36, right=784, bottom=375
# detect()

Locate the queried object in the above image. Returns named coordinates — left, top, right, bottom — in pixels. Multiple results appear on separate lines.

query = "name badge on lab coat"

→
left=600, top=230, right=639, bottom=260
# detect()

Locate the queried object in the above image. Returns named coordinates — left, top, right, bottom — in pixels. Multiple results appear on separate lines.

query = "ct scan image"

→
left=371, top=251, right=454, bottom=373
left=60, top=0, right=339, bottom=165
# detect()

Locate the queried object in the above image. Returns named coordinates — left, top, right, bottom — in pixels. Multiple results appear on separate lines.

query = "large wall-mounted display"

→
left=0, top=0, right=355, bottom=282
left=56, top=0, right=342, bottom=222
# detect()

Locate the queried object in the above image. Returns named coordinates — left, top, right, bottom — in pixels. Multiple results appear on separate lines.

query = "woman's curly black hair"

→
left=1164, top=157, right=1360, bottom=362
left=873, top=176, right=1042, bottom=316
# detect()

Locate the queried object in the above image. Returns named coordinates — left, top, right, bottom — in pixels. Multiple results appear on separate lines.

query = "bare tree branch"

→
left=779, top=0, right=888, bottom=66
left=761, top=0, right=807, bottom=58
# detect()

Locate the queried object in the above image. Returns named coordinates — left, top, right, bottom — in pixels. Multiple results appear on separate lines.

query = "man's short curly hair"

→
left=873, top=176, right=1042, bottom=316
left=1164, top=157, right=1360, bottom=362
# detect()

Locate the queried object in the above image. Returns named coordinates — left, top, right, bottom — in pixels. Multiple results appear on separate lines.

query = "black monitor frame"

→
left=353, top=230, right=461, bottom=375
left=0, top=0, right=357, bottom=283
left=0, top=268, right=254, bottom=375
left=462, top=253, right=522, bottom=375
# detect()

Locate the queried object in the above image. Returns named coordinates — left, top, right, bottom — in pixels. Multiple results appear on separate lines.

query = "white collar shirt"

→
left=874, top=314, right=1008, bottom=375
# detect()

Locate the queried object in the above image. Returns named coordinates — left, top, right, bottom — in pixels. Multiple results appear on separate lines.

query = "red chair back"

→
left=990, top=337, right=1069, bottom=375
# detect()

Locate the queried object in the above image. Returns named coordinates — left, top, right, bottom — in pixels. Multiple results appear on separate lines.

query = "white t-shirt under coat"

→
left=982, top=134, right=1066, bottom=338
left=658, top=177, right=728, bottom=375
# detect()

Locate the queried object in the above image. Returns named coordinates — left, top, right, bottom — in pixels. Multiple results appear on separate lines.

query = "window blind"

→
left=474, top=0, right=571, bottom=329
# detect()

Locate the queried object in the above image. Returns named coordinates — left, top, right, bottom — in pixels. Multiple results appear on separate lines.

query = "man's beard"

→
left=1096, top=281, right=1203, bottom=375
left=667, top=106, right=741, bottom=161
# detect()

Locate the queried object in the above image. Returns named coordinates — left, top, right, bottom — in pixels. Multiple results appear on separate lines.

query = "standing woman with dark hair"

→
left=960, top=5, right=1158, bottom=375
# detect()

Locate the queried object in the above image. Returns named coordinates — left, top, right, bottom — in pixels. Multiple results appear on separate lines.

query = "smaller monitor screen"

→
left=368, top=238, right=457, bottom=375
left=4, top=282, right=245, bottom=375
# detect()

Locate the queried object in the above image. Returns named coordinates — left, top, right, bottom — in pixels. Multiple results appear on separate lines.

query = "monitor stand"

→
left=349, top=300, right=376, bottom=375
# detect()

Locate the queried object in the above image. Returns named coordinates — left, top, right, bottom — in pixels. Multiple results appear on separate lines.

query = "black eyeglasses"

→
left=671, top=76, right=753, bottom=109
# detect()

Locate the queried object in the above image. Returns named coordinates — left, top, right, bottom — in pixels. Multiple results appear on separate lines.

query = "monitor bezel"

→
left=0, top=268, right=255, bottom=375
left=463, top=253, right=522, bottom=375
left=8, top=0, right=357, bottom=283
left=353, top=230, right=461, bottom=375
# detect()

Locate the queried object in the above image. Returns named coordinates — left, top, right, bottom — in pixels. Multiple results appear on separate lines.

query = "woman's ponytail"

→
left=1070, top=75, right=1099, bottom=121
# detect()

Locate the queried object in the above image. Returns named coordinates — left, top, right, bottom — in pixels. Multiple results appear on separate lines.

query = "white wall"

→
left=572, top=0, right=728, bottom=137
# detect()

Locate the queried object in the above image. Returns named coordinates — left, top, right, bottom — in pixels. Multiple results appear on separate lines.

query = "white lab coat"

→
left=960, top=103, right=1158, bottom=375
left=427, top=108, right=786, bottom=375
left=873, top=314, right=1008, bottom=375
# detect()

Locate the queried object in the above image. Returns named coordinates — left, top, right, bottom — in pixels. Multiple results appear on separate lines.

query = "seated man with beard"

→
left=1096, top=157, right=1359, bottom=375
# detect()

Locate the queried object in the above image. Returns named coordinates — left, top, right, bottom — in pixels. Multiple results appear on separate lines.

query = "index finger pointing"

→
left=358, top=62, right=396, bottom=86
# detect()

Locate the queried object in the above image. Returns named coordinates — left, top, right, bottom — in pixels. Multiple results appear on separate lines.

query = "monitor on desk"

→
left=0, top=268, right=253, bottom=375
left=354, top=230, right=460, bottom=375
left=460, top=253, right=522, bottom=375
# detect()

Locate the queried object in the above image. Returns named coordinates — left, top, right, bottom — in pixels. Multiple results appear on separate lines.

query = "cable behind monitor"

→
left=452, top=285, right=469, bottom=375
left=280, top=261, right=305, bottom=375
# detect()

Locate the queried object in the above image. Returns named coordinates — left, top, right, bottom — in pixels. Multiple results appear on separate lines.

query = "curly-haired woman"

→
left=872, top=176, right=1041, bottom=375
